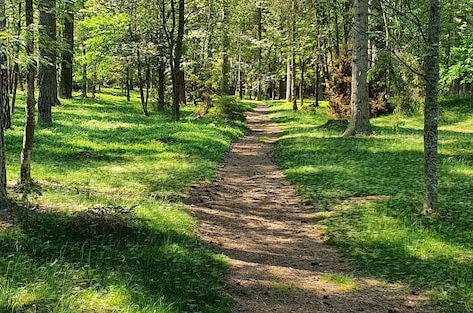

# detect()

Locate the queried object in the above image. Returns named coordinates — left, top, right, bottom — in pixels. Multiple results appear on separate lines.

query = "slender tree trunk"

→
left=315, top=63, right=320, bottom=107
left=256, top=4, right=263, bottom=100
left=81, top=42, right=87, bottom=98
left=221, top=0, right=230, bottom=94
left=0, top=0, right=8, bottom=202
left=343, top=0, right=371, bottom=136
left=126, top=59, right=131, bottom=101
left=290, top=0, right=297, bottom=111
left=300, top=58, right=305, bottom=107
left=170, top=0, right=185, bottom=121
left=286, top=57, right=292, bottom=102
left=60, top=0, right=74, bottom=99
left=145, top=58, right=150, bottom=110
left=11, top=1, right=22, bottom=117
left=137, top=49, right=149, bottom=116
left=38, top=0, right=60, bottom=126
left=423, top=0, right=441, bottom=213
left=157, top=59, right=165, bottom=109
left=20, top=0, right=36, bottom=186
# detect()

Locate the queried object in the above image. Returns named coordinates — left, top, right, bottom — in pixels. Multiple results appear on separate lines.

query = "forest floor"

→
left=268, top=98, right=473, bottom=313
left=189, top=104, right=437, bottom=313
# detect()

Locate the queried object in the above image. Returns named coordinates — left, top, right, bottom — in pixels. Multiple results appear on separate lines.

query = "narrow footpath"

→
left=189, top=105, right=435, bottom=313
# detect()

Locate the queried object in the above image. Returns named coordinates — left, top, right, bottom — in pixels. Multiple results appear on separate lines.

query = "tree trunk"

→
left=423, top=0, right=441, bottom=213
left=0, top=0, right=8, bottom=202
left=60, top=0, right=74, bottom=99
left=256, top=4, right=263, bottom=100
left=20, top=0, right=36, bottom=186
left=11, top=1, right=22, bottom=118
left=81, top=42, right=87, bottom=98
left=145, top=58, right=150, bottom=110
left=343, top=0, right=371, bottom=136
left=315, top=63, right=320, bottom=107
left=221, top=1, right=230, bottom=94
left=300, top=58, right=305, bottom=107
left=157, top=58, right=165, bottom=110
left=290, top=0, right=297, bottom=111
left=286, top=57, right=292, bottom=102
left=170, top=0, right=185, bottom=121
left=137, top=49, right=149, bottom=116
left=38, top=0, right=60, bottom=126
left=126, top=59, right=131, bottom=101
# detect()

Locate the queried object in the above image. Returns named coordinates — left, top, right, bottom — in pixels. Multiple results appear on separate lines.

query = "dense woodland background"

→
left=0, top=0, right=472, bottom=312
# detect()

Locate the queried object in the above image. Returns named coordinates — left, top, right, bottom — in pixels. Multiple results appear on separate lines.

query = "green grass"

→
left=0, top=90, right=253, bottom=313
left=269, top=97, right=473, bottom=312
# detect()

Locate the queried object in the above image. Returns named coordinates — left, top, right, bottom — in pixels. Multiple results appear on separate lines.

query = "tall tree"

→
left=343, top=0, right=371, bottom=136
left=60, top=0, right=75, bottom=99
left=38, top=0, right=60, bottom=126
left=162, top=0, right=185, bottom=121
left=0, top=0, right=8, bottom=203
left=20, top=0, right=36, bottom=185
left=423, top=0, right=441, bottom=213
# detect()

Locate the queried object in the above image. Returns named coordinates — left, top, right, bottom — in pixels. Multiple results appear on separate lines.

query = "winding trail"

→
left=189, top=105, right=435, bottom=313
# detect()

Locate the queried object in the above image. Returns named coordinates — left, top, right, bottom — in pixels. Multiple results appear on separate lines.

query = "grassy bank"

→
left=269, top=98, right=473, bottom=312
left=0, top=91, right=251, bottom=313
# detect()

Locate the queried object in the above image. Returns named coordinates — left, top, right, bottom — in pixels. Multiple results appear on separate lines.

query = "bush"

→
left=213, top=96, right=246, bottom=121
left=71, top=205, right=143, bottom=237
left=326, top=49, right=352, bottom=119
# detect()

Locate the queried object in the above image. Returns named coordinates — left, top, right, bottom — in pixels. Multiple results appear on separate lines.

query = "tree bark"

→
left=60, top=0, right=74, bottom=99
left=221, top=0, right=230, bottom=94
left=343, top=0, right=371, bottom=136
left=169, top=0, right=185, bottom=121
left=81, top=42, right=87, bottom=98
left=286, top=57, right=292, bottom=102
left=20, top=0, right=36, bottom=186
left=38, top=0, right=60, bottom=126
left=0, top=0, right=8, bottom=202
left=137, top=49, right=149, bottom=116
left=423, top=0, right=441, bottom=213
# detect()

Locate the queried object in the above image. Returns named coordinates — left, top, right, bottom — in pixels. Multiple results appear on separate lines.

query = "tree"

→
left=343, top=0, right=371, bottom=136
left=20, top=0, right=36, bottom=186
left=38, top=0, right=60, bottom=126
left=60, top=0, right=75, bottom=99
left=0, top=0, right=8, bottom=203
left=161, top=0, right=185, bottom=121
left=423, top=0, right=441, bottom=213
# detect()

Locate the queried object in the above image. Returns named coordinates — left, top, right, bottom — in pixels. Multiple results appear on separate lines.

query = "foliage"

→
left=326, top=49, right=352, bottom=119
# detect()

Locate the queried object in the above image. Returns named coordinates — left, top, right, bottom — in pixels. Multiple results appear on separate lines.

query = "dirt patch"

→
left=189, top=105, right=437, bottom=313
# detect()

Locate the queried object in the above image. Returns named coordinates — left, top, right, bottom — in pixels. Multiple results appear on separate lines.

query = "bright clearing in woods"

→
left=0, top=0, right=472, bottom=312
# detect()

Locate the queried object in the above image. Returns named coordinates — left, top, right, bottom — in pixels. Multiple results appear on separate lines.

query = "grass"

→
left=0, top=90, right=253, bottom=313
left=268, top=97, right=473, bottom=312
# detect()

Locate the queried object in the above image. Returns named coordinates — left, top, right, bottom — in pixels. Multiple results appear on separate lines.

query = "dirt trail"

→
left=189, top=105, right=436, bottom=313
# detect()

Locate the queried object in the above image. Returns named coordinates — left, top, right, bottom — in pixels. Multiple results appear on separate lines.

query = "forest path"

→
left=188, top=105, right=435, bottom=313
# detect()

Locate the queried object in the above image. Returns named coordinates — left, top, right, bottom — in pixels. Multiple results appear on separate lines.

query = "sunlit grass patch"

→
left=0, top=90, right=251, bottom=313
left=319, top=274, right=358, bottom=291
left=269, top=97, right=473, bottom=312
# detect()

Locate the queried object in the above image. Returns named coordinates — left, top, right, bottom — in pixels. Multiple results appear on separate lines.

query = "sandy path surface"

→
left=189, top=105, right=436, bottom=313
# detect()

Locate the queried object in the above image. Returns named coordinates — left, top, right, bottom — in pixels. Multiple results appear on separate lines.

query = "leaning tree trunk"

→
left=20, top=0, right=36, bottom=186
left=423, top=0, right=441, bottom=213
left=38, top=0, right=60, bottom=126
left=60, top=0, right=74, bottom=99
left=0, top=0, right=8, bottom=202
left=136, top=49, right=149, bottom=116
left=343, top=0, right=372, bottom=136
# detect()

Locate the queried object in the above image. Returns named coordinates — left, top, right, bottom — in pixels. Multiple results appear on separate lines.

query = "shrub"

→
left=213, top=96, right=246, bottom=121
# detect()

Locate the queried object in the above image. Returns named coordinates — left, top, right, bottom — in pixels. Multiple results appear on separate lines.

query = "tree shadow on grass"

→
left=0, top=207, right=229, bottom=313
left=275, top=126, right=473, bottom=311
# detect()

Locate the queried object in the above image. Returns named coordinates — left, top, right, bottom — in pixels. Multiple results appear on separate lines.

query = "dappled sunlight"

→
left=269, top=101, right=473, bottom=311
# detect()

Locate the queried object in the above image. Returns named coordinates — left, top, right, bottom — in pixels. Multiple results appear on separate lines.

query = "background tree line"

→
left=0, top=0, right=471, bottom=212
